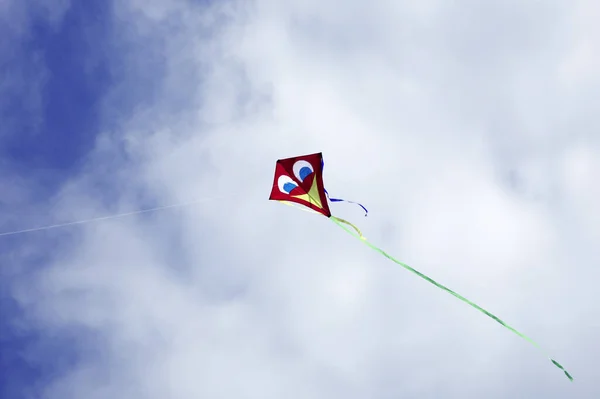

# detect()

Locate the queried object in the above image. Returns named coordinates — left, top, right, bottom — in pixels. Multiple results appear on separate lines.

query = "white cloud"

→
left=6, top=0, right=600, bottom=398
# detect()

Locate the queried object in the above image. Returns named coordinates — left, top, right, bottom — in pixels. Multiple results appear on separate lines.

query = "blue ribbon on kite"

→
left=324, top=189, right=369, bottom=216
left=321, top=159, right=369, bottom=216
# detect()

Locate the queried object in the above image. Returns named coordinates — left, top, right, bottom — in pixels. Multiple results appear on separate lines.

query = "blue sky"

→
left=1, top=1, right=212, bottom=395
left=1, top=1, right=599, bottom=398
left=0, top=1, right=113, bottom=397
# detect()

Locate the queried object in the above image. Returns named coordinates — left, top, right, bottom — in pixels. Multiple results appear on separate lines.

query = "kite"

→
left=269, top=151, right=573, bottom=381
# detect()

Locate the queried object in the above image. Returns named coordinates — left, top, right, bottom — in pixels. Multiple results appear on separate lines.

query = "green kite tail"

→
left=330, top=216, right=573, bottom=382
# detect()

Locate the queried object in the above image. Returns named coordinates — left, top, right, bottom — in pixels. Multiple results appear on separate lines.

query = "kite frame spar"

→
left=269, top=151, right=573, bottom=382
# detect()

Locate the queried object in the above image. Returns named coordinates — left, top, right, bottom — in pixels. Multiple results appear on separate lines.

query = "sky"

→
left=0, top=0, right=599, bottom=398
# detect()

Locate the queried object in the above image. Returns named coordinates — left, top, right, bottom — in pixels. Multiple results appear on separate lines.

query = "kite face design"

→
left=269, top=152, right=331, bottom=217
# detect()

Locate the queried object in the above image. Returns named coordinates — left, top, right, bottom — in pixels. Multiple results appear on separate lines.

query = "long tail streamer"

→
left=329, top=216, right=573, bottom=382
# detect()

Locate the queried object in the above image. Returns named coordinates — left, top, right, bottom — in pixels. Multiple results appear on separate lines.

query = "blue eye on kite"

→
left=283, top=182, right=297, bottom=193
left=293, top=160, right=314, bottom=182
left=278, top=175, right=298, bottom=194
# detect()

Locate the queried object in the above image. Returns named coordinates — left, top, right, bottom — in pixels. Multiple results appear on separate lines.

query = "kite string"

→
left=329, top=216, right=573, bottom=382
left=0, top=197, right=223, bottom=238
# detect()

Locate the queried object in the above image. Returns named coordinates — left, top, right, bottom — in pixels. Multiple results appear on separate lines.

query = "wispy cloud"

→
left=3, top=0, right=599, bottom=398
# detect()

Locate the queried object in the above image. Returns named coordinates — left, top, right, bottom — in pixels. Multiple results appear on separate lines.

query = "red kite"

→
left=269, top=152, right=573, bottom=382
